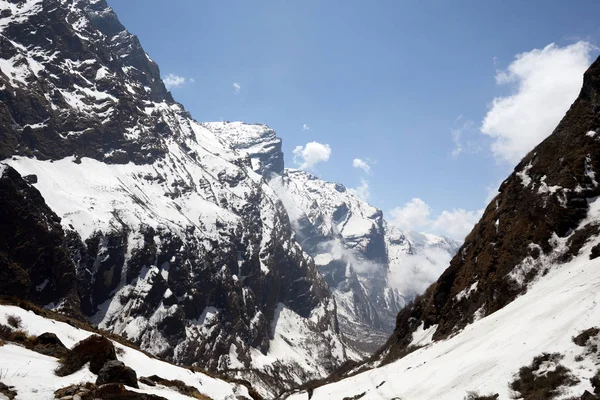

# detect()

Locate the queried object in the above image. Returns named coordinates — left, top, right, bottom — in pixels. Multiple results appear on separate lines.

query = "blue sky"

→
left=107, top=0, right=600, bottom=239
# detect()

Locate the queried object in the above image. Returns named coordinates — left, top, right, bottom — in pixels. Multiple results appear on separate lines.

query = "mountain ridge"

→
left=210, top=125, right=460, bottom=352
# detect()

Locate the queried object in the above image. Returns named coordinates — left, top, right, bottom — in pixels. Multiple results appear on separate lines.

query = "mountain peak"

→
left=206, top=121, right=284, bottom=177
left=0, top=0, right=176, bottom=162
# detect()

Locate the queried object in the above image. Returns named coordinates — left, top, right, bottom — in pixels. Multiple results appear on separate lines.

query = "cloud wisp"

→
left=388, top=246, right=454, bottom=299
left=293, top=141, right=332, bottom=169
left=352, top=158, right=372, bottom=174
left=389, top=198, right=483, bottom=240
left=349, top=179, right=370, bottom=201
left=163, top=73, right=191, bottom=89
left=481, top=41, right=594, bottom=164
left=451, top=119, right=480, bottom=158
left=233, top=82, right=241, bottom=94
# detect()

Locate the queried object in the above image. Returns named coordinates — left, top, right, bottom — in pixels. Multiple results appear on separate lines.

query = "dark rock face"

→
left=383, top=56, right=600, bottom=363
left=34, top=332, right=69, bottom=358
left=140, top=376, right=207, bottom=398
left=96, top=360, right=139, bottom=388
left=0, top=164, right=79, bottom=315
left=55, top=382, right=168, bottom=400
left=56, top=335, right=117, bottom=376
left=0, top=382, right=17, bottom=400
left=0, top=0, right=173, bottom=164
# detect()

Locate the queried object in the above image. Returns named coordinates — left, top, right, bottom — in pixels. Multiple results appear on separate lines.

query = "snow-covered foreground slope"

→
left=0, top=304, right=251, bottom=399
left=287, top=227, right=600, bottom=399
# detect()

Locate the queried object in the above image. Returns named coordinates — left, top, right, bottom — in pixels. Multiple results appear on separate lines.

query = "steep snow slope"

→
left=0, top=0, right=349, bottom=395
left=0, top=304, right=252, bottom=399
left=203, top=123, right=460, bottom=352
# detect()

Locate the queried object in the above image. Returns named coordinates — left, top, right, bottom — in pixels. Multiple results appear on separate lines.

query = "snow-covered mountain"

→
left=202, top=121, right=284, bottom=178
left=0, top=0, right=349, bottom=396
left=208, top=122, right=460, bottom=352
left=284, top=57, right=600, bottom=400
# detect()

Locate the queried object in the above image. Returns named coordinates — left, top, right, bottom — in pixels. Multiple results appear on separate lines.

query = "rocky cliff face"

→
left=268, top=169, right=400, bottom=352
left=0, top=164, right=79, bottom=315
left=210, top=124, right=460, bottom=352
left=269, top=170, right=459, bottom=352
left=380, top=55, right=600, bottom=364
left=0, top=0, right=348, bottom=396
left=0, top=0, right=173, bottom=163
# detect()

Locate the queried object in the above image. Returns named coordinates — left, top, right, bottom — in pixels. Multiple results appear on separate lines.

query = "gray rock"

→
left=96, top=360, right=138, bottom=389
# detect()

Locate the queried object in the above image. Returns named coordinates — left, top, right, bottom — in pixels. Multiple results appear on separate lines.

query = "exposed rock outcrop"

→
left=0, top=164, right=79, bottom=315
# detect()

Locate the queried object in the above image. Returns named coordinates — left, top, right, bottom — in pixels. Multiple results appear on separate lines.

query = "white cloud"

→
left=388, top=247, right=454, bottom=298
left=302, top=123, right=311, bottom=131
left=163, top=73, right=188, bottom=89
left=292, top=141, right=332, bottom=169
left=451, top=119, right=478, bottom=158
left=233, top=82, right=241, bottom=93
left=451, top=130, right=463, bottom=157
left=389, top=198, right=431, bottom=231
left=481, top=41, right=594, bottom=164
left=389, top=198, right=483, bottom=240
left=432, top=208, right=483, bottom=239
left=349, top=179, right=370, bottom=201
left=320, top=239, right=381, bottom=276
left=352, top=158, right=372, bottom=174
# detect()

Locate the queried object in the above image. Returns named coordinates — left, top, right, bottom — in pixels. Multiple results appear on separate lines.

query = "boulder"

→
left=55, top=335, right=117, bottom=376
left=34, top=332, right=68, bottom=358
left=96, top=360, right=138, bottom=388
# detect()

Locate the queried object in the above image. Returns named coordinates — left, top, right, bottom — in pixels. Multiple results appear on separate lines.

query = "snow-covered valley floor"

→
left=0, top=305, right=251, bottom=400
left=287, top=233, right=600, bottom=400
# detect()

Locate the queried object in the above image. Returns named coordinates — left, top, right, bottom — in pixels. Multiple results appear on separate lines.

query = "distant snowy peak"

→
left=403, top=229, right=461, bottom=254
left=273, top=168, right=459, bottom=265
left=215, top=123, right=460, bottom=351
left=273, top=168, right=383, bottom=249
left=205, top=121, right=284, bottom=177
